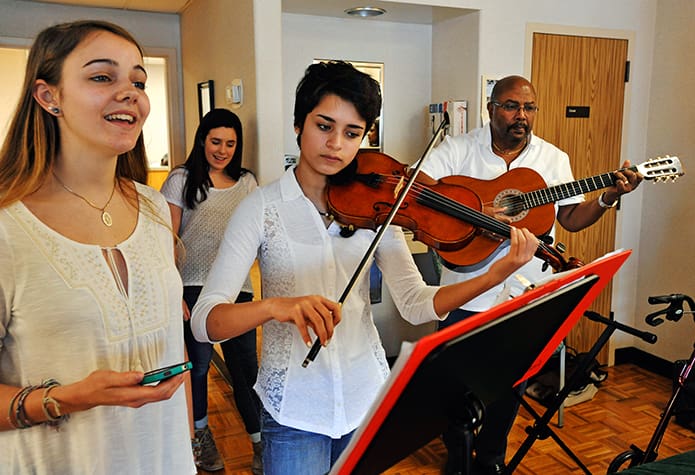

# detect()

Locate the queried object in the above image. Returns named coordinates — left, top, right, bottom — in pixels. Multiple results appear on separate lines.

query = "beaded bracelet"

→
left=15, top=384, right=40, bottom=429
left=7, top=379, right=69, bottom=430
left=41, top=379, right=69, bottom=429
left=7, top=387, right=24, bottom=429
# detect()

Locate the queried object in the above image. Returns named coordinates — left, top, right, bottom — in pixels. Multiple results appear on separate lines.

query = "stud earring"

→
left=50, top=107, right=61, bottom=115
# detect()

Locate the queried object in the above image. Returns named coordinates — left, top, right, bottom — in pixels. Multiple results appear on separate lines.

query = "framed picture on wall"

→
left=481, top=76, right=498, bottom=125
left=197, top=80, right=214, bottom=119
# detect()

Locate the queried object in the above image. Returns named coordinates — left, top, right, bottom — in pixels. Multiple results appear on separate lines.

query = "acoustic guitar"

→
left=437, top=155, right=684, bottom=268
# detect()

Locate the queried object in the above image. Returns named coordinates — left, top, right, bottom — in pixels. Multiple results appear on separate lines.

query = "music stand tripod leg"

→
left=513, top=396, right=593, bottom=474
left=507, top=318, right=619, bottom=474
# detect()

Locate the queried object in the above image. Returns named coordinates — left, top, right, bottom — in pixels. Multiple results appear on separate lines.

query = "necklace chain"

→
left=53, top=172, right=117, bottom=227
left=492, top=137, right=528, bottom=156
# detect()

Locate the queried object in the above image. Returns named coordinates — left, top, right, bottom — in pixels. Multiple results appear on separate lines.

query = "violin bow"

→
left=302, top=112, right=451, bottom=367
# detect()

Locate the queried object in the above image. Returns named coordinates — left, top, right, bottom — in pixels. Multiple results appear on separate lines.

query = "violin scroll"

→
left=537, top=240, right=584, bottom=273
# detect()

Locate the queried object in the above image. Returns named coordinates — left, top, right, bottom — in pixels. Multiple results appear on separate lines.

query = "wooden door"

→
left=531, top=33, right=628, bottom=363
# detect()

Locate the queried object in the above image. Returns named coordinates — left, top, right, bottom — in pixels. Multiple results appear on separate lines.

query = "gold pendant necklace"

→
left=53, top=172, right=117, bottom=227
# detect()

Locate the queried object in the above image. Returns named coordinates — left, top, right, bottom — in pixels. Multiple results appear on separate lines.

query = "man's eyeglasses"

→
left=491, top=101, right=539, bottom=114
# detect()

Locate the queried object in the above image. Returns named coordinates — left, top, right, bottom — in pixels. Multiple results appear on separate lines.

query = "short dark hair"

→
left=293, top=61, right=382, bottom=148
left=293, top=61, right=382, bottom=184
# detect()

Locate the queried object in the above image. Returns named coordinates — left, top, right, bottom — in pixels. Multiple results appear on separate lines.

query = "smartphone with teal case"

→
left=140, top=361, right=192, bottom=385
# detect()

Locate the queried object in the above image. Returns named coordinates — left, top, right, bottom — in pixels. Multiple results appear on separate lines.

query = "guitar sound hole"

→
left=493, top=191, right=527, bottom=222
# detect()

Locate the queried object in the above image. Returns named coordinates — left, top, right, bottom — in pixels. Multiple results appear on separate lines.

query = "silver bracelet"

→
left=598, top=192, right=617, bottom=209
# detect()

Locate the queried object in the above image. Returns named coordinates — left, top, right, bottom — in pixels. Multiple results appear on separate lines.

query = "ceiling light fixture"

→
left=344, top=6, right=386, bottom=18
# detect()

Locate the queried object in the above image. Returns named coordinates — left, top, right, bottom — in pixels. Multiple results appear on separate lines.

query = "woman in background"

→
left=161, top=108, right=262, bottom=473
left=0, top=20, right=194, bottom=474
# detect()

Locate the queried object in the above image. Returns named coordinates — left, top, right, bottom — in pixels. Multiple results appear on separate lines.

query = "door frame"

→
left=523, top=24, right=635, bottom=367
left=0, top=38, right=185, bottom=170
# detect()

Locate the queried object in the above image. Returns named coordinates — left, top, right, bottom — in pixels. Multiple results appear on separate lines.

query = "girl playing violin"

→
left=190, top=60, right=538, bottom=475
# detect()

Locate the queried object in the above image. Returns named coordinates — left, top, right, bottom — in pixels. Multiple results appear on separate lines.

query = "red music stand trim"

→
left=331, top=249, right=631, bottom=475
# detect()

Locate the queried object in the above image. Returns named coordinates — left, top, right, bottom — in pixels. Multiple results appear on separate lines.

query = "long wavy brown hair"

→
left=0, top=20, right=149, bottom=208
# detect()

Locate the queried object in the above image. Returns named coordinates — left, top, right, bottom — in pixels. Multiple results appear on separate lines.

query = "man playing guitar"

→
left=419, top=75, right=643, bottom=475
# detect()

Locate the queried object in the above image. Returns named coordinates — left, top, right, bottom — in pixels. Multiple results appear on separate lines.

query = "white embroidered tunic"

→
left=0, top=183, right=195, bottom=475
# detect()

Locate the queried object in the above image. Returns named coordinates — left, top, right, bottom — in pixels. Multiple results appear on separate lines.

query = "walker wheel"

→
left=607, top=450, right=639, bottom=474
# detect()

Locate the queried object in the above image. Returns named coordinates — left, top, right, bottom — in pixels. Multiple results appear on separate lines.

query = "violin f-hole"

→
left=355, top=172, right=384, bottom=189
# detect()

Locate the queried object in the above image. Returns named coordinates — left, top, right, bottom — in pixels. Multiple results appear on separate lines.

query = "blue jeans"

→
left=261, top=407, right=354, bottom=475
left=184, top=286, right=260, bottom=432
left=219, top=291, right=261, bottom=434
left=183, top=286, right=213, bottom=422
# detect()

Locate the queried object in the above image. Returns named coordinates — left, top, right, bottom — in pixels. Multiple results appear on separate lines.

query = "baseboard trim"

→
left=614, top=346, right=674, bottom=378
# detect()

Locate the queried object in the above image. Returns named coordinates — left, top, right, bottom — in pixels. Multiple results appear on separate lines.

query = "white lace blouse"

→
left=0, top=183, right=195, bottom=474
left=160, top=167, right=257, bottom=291
left=191, top=167, right=443, bottom=438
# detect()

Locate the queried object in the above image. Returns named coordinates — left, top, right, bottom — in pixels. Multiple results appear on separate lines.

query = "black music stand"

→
left=330, top=250, right=632, bottom=475
left=508, top=310, right=658, bottom=474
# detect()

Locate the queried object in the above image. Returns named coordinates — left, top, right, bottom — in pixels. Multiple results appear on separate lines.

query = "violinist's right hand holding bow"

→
left=265, top=295, right=342, bottom=349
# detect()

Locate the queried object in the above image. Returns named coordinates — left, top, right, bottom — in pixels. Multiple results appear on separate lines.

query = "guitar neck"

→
left=522, top=166, right=636, bottom=208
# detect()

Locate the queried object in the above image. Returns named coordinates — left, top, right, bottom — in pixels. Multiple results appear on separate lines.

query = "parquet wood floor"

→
left=199, top=363, right=695, bottom=475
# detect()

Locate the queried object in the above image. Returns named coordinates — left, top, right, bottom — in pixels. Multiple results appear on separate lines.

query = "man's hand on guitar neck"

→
left=558, top=159, right=643, bottom=232
left=600, top=159, right=644, bottom=206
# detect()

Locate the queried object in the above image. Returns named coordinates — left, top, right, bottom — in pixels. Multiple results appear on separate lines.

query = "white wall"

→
left=637, top=0, right=695, bottom=362
left=282, top=13, right=432, bottom=165
left=0, top=0, right=180, bottom=48
left=432, top=11, right=479, bottom=132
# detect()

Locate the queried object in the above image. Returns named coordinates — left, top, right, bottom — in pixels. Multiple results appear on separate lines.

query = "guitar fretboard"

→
left=521, top=167, right=635, bottom=209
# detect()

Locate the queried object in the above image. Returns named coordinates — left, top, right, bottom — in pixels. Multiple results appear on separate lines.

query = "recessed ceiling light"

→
left=344, top=6, right=386, bottom=17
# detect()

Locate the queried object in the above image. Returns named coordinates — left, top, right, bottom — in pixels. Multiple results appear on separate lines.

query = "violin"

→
left=326, top=150, right=583, bottom=273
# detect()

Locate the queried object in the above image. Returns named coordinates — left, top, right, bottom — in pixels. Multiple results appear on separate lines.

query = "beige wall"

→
left=0, top=47, right=26, bottom=140
left=432, top=11, right=480, bottom=132
left=179, top=0, right=258, bottom=173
